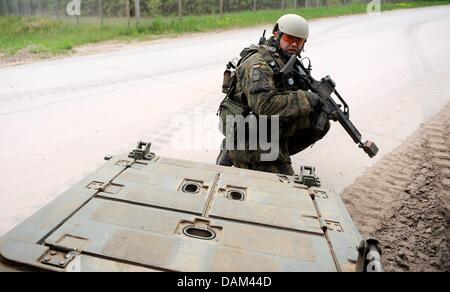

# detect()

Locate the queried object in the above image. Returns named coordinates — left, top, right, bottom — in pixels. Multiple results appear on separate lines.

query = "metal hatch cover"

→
left=0, top=150, right=363, bottom=272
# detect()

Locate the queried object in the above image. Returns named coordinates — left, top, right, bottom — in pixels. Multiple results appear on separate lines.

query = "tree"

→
left=147, top=0, right=161, bottom=16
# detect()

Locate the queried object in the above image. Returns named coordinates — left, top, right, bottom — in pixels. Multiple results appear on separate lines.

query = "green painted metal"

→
left=0, top=152, right=362, bottom=272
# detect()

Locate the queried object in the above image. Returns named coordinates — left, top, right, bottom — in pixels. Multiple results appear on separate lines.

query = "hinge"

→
left=86, top=181, right=106, bottom=191
left=40, top=245, right=80, bottom=269
left=128, top=141, right=155, bottom=160
left=298, top=165, right=321, bottom=187
left=325, top=220, right=343, bottom=232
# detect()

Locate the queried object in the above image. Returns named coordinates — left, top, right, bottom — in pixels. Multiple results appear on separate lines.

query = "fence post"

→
left=20, top=0, right=24, bottom=15
left=25, top=0, right=31, bottom=16
left=55, top=0, right=60, bottom=20
left=1, top=0, right=7, bottom=16
left=4, top=1, right=11, bottom=15
left=178, top=0, right=182, bottom=21
left=294, top=0, right=298, bottom=9
left=134, top=0, right=141, bottom=26
left=76, top=0, right=80, bottom=27
left=29, top=0, right=33, bottom=16
left=38, top=0, right=43, bottom=16
left=17, top=0, right=22, bottom=16
left=281, top=0, right=285, bottom=10
left=13, top=0, right=18, bottom=16
left=253, top=0, right=256, bottom=13
left=99, top=0, right=104, bottom=25
left=220, top=0, right=223, bottom=17
left=126, top=0, right=131, bottom=30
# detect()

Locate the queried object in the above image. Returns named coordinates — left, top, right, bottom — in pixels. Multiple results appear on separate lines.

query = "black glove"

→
left=305, top=91, right=322, bottom=110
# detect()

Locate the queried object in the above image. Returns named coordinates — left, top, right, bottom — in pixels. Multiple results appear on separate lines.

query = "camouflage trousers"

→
left=220, top=121, right=331, bottom=176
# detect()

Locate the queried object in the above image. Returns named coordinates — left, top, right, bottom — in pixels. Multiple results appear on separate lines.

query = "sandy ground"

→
left=342, top=102, right=450, bottom=272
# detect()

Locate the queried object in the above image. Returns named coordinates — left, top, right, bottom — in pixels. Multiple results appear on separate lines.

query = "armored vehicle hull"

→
left=0, top=144, right=377, bottom=272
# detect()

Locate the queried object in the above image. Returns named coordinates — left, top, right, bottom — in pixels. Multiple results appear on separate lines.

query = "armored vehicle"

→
left=0, top=142, right=381, bottom=272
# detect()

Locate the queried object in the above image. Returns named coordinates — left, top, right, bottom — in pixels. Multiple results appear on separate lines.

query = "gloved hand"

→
left=305, top=91, right=322, bottom=110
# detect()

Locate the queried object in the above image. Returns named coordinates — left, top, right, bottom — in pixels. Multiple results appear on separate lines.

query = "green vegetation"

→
left=1, top=1, right=449, bottom=58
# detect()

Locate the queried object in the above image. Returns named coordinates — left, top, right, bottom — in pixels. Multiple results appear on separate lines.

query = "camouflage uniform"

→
left=218, top=43, right=330, bottom=175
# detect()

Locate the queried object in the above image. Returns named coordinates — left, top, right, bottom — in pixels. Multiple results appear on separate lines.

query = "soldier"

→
left=217, top=14, right=330, bottom=176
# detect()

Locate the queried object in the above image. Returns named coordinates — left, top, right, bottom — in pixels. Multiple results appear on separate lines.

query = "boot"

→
left=216, top=149, right=233, bottom=166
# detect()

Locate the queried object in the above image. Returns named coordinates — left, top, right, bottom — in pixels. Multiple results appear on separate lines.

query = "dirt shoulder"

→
left=342, top=103, right=450, bottom=272
left=0, top=29, right=241, bottom=68
left=0, top=40, right=139, bottom=68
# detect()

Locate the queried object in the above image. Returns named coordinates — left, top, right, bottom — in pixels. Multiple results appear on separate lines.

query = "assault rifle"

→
left=281, top=54, right=379, bottom=158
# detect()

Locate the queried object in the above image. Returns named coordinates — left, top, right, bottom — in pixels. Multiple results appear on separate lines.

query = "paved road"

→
left=1, top=6, right=450, bottom=236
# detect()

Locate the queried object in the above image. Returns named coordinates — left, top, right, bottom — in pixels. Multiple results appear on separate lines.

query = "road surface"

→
left=1, top=5, right=450, bottom=236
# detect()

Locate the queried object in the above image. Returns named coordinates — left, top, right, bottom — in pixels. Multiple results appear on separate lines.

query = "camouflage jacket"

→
left=221, top=44, right=313, bottom=164
left=233, top=45, right=312, bottom=128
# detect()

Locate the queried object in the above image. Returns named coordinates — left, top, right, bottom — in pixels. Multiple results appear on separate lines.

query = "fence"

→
left=0, top=0, right=400, bottom=24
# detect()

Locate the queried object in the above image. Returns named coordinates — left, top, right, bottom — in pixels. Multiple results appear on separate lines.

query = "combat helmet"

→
left=273, top=14, right=309, bottom=39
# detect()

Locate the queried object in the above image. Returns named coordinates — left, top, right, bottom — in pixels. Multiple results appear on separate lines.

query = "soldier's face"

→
left=276, top=32, right=305, bottom=55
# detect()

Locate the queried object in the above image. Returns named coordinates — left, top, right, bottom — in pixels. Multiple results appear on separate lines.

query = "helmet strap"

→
left=274, top=31, right=282, bottom=49
left=301, top=39, right=307, bottom=54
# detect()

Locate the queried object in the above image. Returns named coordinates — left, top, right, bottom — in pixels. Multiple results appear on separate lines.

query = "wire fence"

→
left=0, top=0, right=402, bottom=23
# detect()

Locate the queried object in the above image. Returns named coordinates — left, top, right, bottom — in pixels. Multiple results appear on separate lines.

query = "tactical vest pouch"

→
left=222, top=69, right=234, bottom=94
left=218, top=95, right=247, bottom=135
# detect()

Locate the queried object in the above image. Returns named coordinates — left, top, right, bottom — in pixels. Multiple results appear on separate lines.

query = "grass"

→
left=1, top=1, right=449, bottom=58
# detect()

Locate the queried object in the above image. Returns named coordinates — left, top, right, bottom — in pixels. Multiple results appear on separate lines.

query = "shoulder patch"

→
left=251, top=66, right=261, bottom=81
